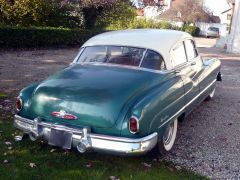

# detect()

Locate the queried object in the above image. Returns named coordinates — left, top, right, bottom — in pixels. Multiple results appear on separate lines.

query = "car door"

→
left=171, top=41, right=200, bottom=114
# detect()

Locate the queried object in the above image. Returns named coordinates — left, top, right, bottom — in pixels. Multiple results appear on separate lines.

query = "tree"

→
left=160, top=0, right=213, bottom=23
left=78, top=0, right=123, bottom=29
left=0, top=0, right=83, bottom=28
left=96, top=1, right=136, bottom=30
left=131, top=0, right=165, bottom=8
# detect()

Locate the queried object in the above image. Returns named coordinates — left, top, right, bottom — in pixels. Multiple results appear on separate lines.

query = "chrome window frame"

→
left=168, top=37, right=201, bottom=72
left=170, top=41, right=188, bottom=67
left=184, top=39, right=199, bottom=62
left=72, top=45, right=167, bottom=73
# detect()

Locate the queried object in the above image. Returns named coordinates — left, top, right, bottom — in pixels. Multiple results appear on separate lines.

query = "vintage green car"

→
left=14, top=29, right=221, bottom=156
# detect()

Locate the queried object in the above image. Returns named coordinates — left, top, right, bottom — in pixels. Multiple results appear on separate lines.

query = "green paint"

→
left=16, top=58, right=221, bottom=141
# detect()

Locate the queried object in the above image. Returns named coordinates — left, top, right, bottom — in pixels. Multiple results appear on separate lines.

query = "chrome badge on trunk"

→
left=51, top=110, right=78, bottom=120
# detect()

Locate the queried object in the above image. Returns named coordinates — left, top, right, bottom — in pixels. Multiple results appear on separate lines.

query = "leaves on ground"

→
left=5, top=141, right=12, bottom=146
left=109, top=176, right=120, bottom=180
left=3, top=160, right=9, bottom=164
left=50, top=149, right=56, bottom=153
left=141, top=162, right=152, bottom=168
left=85, top=162, right=93, bottom=168
left=29, top=163, right=37, bottom=168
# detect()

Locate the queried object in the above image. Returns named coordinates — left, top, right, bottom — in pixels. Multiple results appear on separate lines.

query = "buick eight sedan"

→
left=14, top=29, right=221, bottom=156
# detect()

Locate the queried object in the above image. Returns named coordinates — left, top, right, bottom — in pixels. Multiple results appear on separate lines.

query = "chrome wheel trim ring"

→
left=163, top=119, right=178, bottom=151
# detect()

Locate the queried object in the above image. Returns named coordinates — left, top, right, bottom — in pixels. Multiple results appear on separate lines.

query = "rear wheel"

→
left=150, top=118, right=178, bottom=157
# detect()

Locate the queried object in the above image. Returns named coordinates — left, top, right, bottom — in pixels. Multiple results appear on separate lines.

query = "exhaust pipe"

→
left=77, top=128, right=90, bottom=153
left=29, top=132, right=38, bottom=141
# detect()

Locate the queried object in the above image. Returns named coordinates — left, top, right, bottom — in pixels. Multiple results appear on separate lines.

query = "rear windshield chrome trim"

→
left=76, top=62, right=168, bottom=74
left=72, top=45, right=169, bottom=74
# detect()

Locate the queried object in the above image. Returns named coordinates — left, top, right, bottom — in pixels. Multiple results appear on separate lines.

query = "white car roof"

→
left=82, top=29, right=192, bottom=69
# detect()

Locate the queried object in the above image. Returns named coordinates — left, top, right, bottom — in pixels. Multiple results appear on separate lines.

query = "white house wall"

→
left=227, top=0, right=240, bottom=53
left=144, top=0, right=172, bottom=20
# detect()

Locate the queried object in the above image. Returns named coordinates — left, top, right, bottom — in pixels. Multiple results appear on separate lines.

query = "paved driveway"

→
left=0, top=38, right=240, bottom=179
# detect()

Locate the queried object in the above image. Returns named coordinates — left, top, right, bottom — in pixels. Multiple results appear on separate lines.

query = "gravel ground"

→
left=0, top=38, right=240, bottom=179
left=164, top=46, right=240, bottom=179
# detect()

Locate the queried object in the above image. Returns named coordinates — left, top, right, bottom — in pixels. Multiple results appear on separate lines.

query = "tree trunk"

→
left=82, top=6, right=103, bottom=29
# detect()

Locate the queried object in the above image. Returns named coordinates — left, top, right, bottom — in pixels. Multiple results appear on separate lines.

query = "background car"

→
left=14, top=29, right=221, bottom=156
left=205, top=27, right=220, bottom=38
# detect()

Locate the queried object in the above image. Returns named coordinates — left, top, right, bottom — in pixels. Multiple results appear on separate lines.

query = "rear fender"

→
left=18, top=83, right=39, bottom=117
left=120, top=73, right=185, bottom=138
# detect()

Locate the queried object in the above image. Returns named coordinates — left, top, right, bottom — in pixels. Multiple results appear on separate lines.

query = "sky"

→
left=204, top=0, right=230, bottom=16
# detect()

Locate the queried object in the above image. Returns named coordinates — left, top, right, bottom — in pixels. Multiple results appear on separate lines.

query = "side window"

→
left=141, top=50, right=166, bottom=70
left=184, top=40, right=198, bottom=60
left=171, top=42, right=187, bottom=67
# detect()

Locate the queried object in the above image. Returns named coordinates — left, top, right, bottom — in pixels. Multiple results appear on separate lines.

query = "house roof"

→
left=159, top=0, right=220, bottom=23
left=82, top=29, right=192, bottom=69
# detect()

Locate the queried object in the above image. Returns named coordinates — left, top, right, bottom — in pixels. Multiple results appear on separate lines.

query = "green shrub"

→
left=96, top=2, right=136, bottom=30
left=182, top=25, right=200, bottom=36
left=0, top=26, right=100, bottom=48
left=106, top=18, right=172, bottom=30
left=0, top=0, right=83, bottom=28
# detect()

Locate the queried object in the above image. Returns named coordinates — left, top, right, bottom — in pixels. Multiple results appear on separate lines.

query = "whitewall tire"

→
left=150, top=118, right=178, bottom=157
left=163, top=119, right=178, bottom=151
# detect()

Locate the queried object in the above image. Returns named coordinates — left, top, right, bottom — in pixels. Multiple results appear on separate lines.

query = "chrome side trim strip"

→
left=159, top=79, right=217, bottom=128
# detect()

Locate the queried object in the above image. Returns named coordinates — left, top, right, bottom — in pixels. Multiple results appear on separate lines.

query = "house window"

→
left=227, top=14, right=231, bottom=20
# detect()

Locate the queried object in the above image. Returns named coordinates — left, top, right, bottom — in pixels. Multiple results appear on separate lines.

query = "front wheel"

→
left=150, top=118, right=178, bottom=157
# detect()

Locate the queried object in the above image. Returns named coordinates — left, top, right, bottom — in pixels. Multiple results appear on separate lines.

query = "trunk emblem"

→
left=51, top=110, right=78, bottom=120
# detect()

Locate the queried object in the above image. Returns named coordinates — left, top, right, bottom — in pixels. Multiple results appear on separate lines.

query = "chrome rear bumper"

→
left=14, top=115, right=158, bottom=155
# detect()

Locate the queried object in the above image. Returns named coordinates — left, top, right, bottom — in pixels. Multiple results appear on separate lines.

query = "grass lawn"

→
left=0, top=92, right=7, bottom=99
left=0, top=94, right=207, bottom=180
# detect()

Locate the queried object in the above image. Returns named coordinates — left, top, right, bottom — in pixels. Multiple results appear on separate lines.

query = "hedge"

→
left=106, top=18, right=173, bottom=30
left=0, top=24, right=200, bottom=48
left=182, top=25, right=200, bottom=36
left=0, top=26, right=101, bottom=48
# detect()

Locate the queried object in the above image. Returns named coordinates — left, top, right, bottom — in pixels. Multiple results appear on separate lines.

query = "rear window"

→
left=77, top=46, right=166, bottom=70
left=77, top=46, right=145, bottom=67
left=140, top=50, right=165, bottom=70
left=208, top=27, right=219, bottom=32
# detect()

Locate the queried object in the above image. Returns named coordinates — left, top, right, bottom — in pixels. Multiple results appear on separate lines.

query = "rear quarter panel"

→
left=120, top=73, right=185, bottom=138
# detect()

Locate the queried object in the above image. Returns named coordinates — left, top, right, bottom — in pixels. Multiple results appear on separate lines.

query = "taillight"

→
left=16, top=97, right=22, bottom=111
left=129, top=116, right=139, bottom=134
